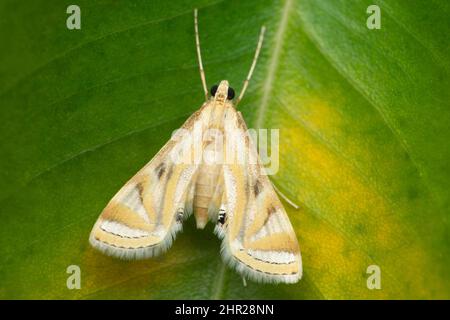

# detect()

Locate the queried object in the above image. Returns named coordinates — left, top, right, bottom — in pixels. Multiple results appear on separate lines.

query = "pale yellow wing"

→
left=215, top=108, right=302, bottom=283
left=90, top=103, right=212, bottom=259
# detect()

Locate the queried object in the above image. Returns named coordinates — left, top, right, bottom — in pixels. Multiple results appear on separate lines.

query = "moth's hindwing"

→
left=89, top=104, right=211, bottom=259
left=215, top=108, right=302, bottom=283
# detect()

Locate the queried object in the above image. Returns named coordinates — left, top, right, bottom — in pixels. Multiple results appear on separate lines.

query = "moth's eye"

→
left=210, top=85, right=218, bottom=97
left=227, top=87, right=235, bottom=100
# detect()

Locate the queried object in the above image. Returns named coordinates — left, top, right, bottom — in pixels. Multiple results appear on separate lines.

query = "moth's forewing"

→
left=215, top=107, right=302, bottom=283
left=89, top=104, right=213, bottom=259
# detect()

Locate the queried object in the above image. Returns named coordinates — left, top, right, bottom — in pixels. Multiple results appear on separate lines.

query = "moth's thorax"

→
left=207, top=100, right=233, bottom=127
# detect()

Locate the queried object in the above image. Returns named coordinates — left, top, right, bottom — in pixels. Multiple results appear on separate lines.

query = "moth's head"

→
left=210, top=80, right=235, bottom=102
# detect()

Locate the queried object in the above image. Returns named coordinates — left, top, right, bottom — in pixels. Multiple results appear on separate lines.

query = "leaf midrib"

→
left=254, top=0, right=293, bottom=129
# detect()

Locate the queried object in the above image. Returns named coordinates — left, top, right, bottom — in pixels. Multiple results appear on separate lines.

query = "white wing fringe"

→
left=89, top=222, right=183, bottom=260
left=216, top=229, right=302, bottom=284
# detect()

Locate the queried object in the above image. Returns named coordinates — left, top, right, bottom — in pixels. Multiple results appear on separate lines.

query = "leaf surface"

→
left=0, top=0, right=449, bottom=299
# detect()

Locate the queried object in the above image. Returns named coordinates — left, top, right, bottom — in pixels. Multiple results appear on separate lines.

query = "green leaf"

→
left=0, top=0, right=449, bottom=299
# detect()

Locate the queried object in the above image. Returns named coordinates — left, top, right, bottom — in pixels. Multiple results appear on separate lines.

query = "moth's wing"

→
left=90, top=104, right=210, bottom=259
left=216, top=108, right=302, bottom=283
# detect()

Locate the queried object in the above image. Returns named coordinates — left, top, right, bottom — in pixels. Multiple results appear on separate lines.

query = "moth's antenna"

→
left=236, top=26, right=266, bottom=106
left=194, top=9, right=209, bottom=100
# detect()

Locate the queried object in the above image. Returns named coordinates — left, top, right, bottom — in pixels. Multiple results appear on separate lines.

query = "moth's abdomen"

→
left=193, top=164, right=220, bottom=229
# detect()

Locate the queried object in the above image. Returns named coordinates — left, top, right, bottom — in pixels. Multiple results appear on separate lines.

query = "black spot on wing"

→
left=253, top=179, right=263, bottom=197
left=267, top=205, right=277, bottom=215
left=137, top=182, right=145, bottom=201
left=155, top=162, right=166, bottom=179
left=260, top=205, right=277, bottom=229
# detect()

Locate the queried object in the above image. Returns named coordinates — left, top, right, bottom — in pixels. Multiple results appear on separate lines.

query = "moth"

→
left=90, top=9, right=302, bottom=284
